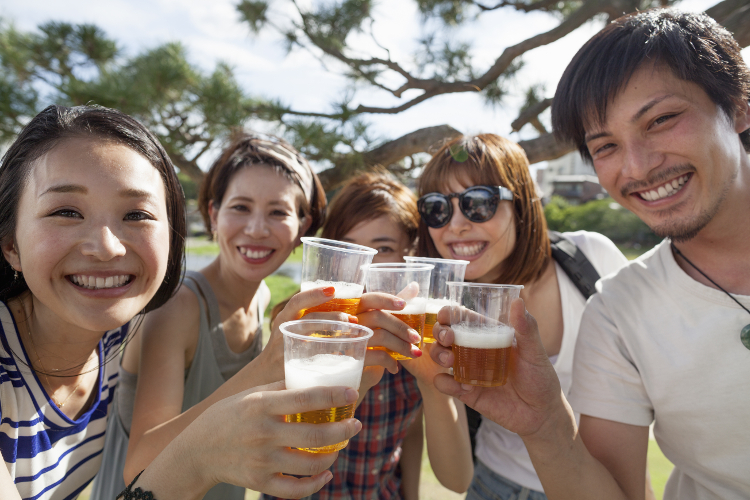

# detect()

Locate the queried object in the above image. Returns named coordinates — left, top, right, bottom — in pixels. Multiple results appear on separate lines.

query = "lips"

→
left=449, top=242, right=487, bottom=257
left=69, top=274, right=132, bottom=290
left=636, top=174, right=690, bottom=202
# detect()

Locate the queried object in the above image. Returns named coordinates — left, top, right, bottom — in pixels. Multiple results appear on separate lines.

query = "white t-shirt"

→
left=569, top=239, right=750, bottom=500
left=475, top=231, right=629, bottom=491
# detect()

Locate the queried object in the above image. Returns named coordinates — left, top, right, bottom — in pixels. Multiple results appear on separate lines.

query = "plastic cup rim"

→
left=300, top=236, right=378, bottom=255
left=404, top=256, right=469, bottom=266
left=279, top=319, right=374, bottom=342
left=367, top=263, right=434, bottom=272
left=446, top=281, right=524, bottom=290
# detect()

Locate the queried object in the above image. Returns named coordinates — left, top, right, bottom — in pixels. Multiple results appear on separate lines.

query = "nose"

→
left=621, top=137, right=665, bottom=180
left=80, top=225, right=127, bottom=261
left=244, top=212, right=271, bottom=238
left=447, top=198, right=471, bottom=233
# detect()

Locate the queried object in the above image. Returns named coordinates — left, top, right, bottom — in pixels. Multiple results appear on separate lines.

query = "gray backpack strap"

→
left=548, top=231, right=601, bottom=299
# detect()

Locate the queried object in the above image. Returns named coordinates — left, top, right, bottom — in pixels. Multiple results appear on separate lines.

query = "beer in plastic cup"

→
left=447, top=283, right=523, bottom=387
left=281, top=319, right=374, bottom=453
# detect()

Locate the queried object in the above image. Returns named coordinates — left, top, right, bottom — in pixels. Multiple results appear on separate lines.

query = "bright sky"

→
left=2, top=0, right=746, bottom=169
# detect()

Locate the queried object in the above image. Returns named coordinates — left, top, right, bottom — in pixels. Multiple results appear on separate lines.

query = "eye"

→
left=231, top=204, right=250, bottom=212
left=50, top=208, right=83, bottom=219
left=592, top=142, right=616, bottom=157
left=652, top=113, right=677, bottom=127
left=271, top=209, right=291, bottom=217
left=376, top=246, right=395, bottom=254
left=124, top=210, right=154, bottom=221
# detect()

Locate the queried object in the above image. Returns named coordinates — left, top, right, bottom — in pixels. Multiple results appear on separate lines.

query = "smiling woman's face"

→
left=427, top=175, right=516, bottom=282
left=342, top=215, right=412, bottom=264
left=2, top=137, right=171, bottom=333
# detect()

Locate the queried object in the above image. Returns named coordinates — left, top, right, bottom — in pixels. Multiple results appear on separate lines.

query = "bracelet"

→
left=117, top=470, right=156, bottom=500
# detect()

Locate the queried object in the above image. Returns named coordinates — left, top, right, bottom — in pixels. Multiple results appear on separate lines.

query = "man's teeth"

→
left=240, top=248, right=273, bottom=259
left=640, top=175, right=689, bottom=201
left=451, top=243, right=486, bottom=257
left=71, top=275, right=130, bottom=289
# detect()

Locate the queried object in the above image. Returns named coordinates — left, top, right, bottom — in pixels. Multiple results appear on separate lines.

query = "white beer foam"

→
left=285, top=354, right=363, bottom=390
left=301, top=280, right=364, bottom=299
left=426, top=298, right=451, bottom=315
left=383, top=297, right=427, bottom=315
left=452, top=324, right=514, bottom=349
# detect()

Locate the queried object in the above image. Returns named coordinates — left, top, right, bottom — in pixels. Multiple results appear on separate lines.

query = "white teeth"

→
left=240, top=248, right=273, bottom=259
left=71, top=274, right=130, bottom=289
left=640, top=175, right=689, bottom=202
left=451, top=243, right=486, bottom=257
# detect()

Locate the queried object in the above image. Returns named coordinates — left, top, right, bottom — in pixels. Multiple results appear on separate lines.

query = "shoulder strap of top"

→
left=548, top=231, right=601, bottom=299
left=182, top=271, right=222, bottom=330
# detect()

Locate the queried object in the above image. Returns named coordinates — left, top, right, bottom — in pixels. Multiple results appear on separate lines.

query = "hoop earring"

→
left=14, top=270, right=19, bottom=280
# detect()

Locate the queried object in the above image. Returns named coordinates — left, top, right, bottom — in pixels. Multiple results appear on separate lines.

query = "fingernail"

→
left=348, top=315, right=359, bottom=324
left=353, top=419, right=362, bottom=432
left=345, top=388, right=358, bottom=403
left=461, top=384, right=474, bottom=392
left=439, top=351, right=449, bottom=365
left=410, top=346, right=422, bottom=358
left=437, top=328, right=446, bottom=343
left=408, top=329, right=421, bottom=343
left=324, top=471, right=333, bottom=482
left=393, top=298, right=406, bottom=308
left=322, top=287, right=335, bottom=297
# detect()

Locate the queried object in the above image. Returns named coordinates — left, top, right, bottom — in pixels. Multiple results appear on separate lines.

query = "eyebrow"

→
left=41, top=184, right=156, bottom=199
left=585, top=94, right=675, bottom=144
left=342, top=236, right=397, bottom=244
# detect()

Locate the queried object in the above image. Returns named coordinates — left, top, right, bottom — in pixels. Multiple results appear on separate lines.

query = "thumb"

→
left=509, top=298, right=547, bottom=359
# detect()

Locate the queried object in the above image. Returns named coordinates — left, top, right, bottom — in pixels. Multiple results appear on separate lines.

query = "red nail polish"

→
left=322, top=287, right=335, bottom=297
left=348, top=315, right=359, bottom=324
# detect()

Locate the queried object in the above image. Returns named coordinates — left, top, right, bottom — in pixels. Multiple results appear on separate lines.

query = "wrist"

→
left=520, top=390, right=578, bottom=457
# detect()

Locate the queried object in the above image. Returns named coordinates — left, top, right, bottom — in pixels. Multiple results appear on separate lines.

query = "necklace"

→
left=25, top=327, right=87, bottom=409
left=671, top=242, right=750, bottom=350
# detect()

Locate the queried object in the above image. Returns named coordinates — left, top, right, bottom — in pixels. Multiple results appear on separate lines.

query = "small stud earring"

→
left=14, top=270, right=18, bottom=280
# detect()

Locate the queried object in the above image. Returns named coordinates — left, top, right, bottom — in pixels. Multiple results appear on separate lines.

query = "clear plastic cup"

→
left=300, top=237, right=378, bottom=316
left=404, top=257, right=468, bottom=343
left=281, top=319, right=374, bottom=453
left=365, top=263, right=434, bottom=360
left=447, top=283, right=523, bottom=387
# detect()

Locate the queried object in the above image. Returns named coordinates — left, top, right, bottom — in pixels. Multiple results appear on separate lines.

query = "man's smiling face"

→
left=585, top=64, right=750, bottom=242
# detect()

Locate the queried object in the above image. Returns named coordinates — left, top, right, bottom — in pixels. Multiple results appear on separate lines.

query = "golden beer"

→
left=302, top=297, right=361, bottom=316
left=286, top=403, right=355, bottom=453
left=369, top=312, right=424, bottom=360
left=451, top=325, right=514, bottom=387
left=423, top=312, right=438, bottom=343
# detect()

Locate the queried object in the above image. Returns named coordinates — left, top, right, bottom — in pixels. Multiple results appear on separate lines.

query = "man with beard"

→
left=428, top=8, right=750, bottom=500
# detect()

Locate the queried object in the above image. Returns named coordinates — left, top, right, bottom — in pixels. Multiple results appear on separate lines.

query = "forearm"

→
left=521, top=397, right=630, bottom=500
left=420, top=382, right=473, bottom=492
left=125, top=352, right=281, bottom=481
left=399, top=408, right=424, bottom=500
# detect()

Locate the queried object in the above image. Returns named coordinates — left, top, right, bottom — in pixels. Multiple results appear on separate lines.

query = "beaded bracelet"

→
left=116, top=470, right=157, bottom=500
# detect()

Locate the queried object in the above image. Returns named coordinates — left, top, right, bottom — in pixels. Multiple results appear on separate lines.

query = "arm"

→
left=428, top=300, right=648, bottom=500
left=398, top=408, right=424, bottom=500
left=0, top=465, right=22, bottom=500
left=400, top=344, right=473, bottom=492
left=127, top=383, right=362, bottom=500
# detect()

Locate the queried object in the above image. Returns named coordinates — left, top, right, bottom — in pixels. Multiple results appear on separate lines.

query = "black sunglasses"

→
left=417, top=185, right=514, bottom=229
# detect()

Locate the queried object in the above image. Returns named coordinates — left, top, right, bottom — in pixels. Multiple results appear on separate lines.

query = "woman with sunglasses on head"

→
left=0, top=106, right=362, bottom=500
left=417, top=134, right=629, bottom=500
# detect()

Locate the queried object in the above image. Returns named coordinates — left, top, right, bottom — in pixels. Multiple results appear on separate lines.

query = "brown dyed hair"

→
left=553, top=8, right=750, bottom=161
left=416, top=134, right=550, bottom=286
left=198, top=132, right=326, bottom=238
left=322, top=170, right=419, bottom=247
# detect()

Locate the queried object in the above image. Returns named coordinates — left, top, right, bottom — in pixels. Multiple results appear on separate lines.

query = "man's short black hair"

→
left=552, top=8, right=750, bottom=162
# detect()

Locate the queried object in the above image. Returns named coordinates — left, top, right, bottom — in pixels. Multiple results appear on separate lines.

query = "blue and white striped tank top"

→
left=0, top=301, right=126, bottom=500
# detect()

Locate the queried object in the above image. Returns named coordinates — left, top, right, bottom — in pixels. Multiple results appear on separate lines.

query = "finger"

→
left=358, top=310, right=421, bottom=344
left=428, top=341, right=454, bottom=368
left=364, top=349, right=399, bottom=374
left=436, top=305, right=451, bottom=325
left=278, top=287, right=337, bottom=322
left=244, top=380, right=287, bottom=395
left=396, top=282, right=420, bottom=301
left=366, top=328, right=421, bottom=360
left=268, top=447, right=341, bottom=477
left=298, top=311, right=357, bottom=324
left=431, top=322, right=455, bottom=347
left=262, top=470, right=334, bottom=499
left=279, top=418, right=362, bottom=451
left=261, top=386, right=359, bottom=416
left=432, top=373, right=475, bottom=399
left=358, top=292, right=406, bottom=313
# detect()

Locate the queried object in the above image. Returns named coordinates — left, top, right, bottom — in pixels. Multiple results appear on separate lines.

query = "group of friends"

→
left=0, top=8, right=748, bottom=500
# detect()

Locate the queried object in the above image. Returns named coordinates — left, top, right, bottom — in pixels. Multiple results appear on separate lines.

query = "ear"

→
left=733, top=100, right=750, bottom=134
left=207, top=202, right=219, bottom=236
left=1, top=238, right=21, bottom=273
left=294, top=214, right=313, bottom=247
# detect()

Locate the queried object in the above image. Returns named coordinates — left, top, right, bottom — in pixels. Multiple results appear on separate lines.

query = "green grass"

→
left=185, top=237, right=219, bottom=255
left=648, top=439, right=675, bottom=499
left=264, top=274, right=298, bottom=316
